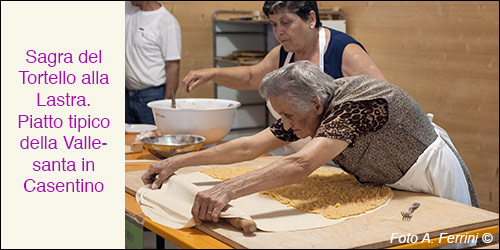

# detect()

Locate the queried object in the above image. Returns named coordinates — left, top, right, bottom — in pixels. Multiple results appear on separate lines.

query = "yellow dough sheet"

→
left=136, top=165, right=392, bottom=232
left=201, top=167, right=393, bottom=220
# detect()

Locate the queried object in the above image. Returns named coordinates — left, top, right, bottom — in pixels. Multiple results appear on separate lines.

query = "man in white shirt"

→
left=125, top=1, right=181, bottom=124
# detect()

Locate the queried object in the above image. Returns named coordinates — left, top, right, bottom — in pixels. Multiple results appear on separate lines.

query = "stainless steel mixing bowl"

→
left=141, top=134, right=205, bottom=159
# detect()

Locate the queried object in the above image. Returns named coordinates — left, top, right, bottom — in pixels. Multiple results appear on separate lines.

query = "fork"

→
left=401, top=202, right=420, bottom=221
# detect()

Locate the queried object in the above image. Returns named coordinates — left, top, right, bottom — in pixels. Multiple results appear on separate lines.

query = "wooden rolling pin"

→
left=225, top=217, right=257, bottom=234
left=125, top=172, right=257, bottom=233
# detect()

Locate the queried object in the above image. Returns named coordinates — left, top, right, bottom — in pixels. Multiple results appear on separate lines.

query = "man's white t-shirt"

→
left=125, top=2, right=181, bottom=90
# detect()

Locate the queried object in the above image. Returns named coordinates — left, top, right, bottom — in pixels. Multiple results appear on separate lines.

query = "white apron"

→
left=267, top=28, right=326, bottom=155
left=388, top=114, right=472, bottom=206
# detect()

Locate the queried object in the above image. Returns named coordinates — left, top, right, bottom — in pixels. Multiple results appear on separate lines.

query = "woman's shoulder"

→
left=324, top=27, right=366, bottom=55
left=325, top=27, right=359, bottom=44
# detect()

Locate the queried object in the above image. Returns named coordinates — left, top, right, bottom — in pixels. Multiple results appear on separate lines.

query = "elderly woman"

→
left=143, top=61, right=479, bottom=225
left=184, top=1, right=385, bottom=154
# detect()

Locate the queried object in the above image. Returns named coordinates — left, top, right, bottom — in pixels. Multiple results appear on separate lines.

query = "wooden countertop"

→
left=125, top=132, right=498, bottom=249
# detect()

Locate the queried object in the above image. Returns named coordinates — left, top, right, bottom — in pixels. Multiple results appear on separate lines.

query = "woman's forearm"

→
left=211, top=66, right=259, bottom=90
left=214, top=137, right=347, bottom=199
left=223, top=155, right=316, bottom=200
left=170, top=134, right=274, bottom=173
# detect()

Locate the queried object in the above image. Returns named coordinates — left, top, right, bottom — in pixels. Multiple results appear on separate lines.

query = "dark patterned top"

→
left=270, top=98, right=389, bottom=146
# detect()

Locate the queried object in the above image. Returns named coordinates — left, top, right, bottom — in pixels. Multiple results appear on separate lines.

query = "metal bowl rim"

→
left=141, top=134, right=206, bottom=146
left=147, top=98, right=241, bottom=111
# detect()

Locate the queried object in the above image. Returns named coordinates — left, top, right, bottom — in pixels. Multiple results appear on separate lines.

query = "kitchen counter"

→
left=125, top=133, right=498, bottom=249
left=125, top=132, right=231, bottom=249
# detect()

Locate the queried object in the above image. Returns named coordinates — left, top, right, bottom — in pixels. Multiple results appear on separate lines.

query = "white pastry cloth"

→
left=136, top=169, right=392, bottom=232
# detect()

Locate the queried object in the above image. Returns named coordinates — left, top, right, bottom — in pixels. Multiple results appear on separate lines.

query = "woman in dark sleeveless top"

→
left=182, top=1, right=385, bottom=93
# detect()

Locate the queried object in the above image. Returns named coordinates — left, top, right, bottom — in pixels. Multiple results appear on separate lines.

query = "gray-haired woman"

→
left=143, top=61, right=478, bottom=225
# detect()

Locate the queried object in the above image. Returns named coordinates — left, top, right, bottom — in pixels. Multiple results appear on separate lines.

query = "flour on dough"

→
left=200, top=167, right=392, bottom=219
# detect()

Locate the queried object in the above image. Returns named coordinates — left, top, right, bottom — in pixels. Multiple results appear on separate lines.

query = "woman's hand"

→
left=141, top=158, right=179, bottom=189
left=191, top=184, right=233, bottom=225
left=182, top=68, right=216, bottom=93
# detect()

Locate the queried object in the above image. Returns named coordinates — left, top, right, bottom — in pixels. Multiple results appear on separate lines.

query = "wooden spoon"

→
left=170, top=87, right=176, bottom=108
